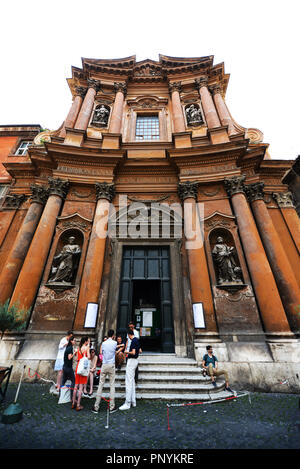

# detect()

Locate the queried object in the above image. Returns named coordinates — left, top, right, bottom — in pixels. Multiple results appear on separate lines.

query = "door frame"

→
left=105, top=238, right=188, bottom=356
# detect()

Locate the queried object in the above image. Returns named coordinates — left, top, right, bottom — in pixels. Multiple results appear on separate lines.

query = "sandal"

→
left=76, top=405, right=84, bottom=411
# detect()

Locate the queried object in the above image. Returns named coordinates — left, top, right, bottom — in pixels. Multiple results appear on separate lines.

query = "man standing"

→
left=92, top=330, right=117, bottom=414
left=202, top=345, right=233, bottom=393
left=126, top=322, right=141, bottom=383
left=119, top=329, right=140, bottom=410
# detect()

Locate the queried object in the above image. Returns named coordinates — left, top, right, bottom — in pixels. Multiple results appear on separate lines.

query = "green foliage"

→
left=0, top=300, right=30, bottom=339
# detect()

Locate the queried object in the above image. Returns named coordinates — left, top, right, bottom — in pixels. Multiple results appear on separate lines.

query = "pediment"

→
left=127, top=95, right=168, bottom=109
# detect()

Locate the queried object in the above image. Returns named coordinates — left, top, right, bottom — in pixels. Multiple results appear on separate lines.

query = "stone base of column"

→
left=264, top=331, right=296, bottom=340
left=173, top=131, right=192, bottom=149
left=64, top=127, right=86, bottom=146
left=102, top=133, right=122, bottom=150
left=207, top=126, right=230, bottom=144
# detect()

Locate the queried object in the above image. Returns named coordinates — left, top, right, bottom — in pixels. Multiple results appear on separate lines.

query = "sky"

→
left=1, top=0, right=299, bottom=160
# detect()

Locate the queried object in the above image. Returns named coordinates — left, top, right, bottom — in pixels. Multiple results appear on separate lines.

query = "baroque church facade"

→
left=0, top=55, right=299, bottom=390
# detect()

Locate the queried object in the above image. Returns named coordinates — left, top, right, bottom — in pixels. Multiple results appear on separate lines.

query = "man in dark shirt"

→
left=202, top=345, right=233, bottom=393
left=60, top=336, right=76, bottom=398
left=119, top=329, right=140, bottom=410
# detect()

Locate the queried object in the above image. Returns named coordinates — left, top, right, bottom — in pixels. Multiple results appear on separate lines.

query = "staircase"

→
left=99, top=353, right=234, bottom=401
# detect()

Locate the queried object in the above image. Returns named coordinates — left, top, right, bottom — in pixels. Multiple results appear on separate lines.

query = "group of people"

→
left=54, top=321, right=141, bottom=413
left=54, top=328, right=233, bottom=413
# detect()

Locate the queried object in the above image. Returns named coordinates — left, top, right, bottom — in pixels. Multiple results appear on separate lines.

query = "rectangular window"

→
left=135, top=115, right=159, bottom=141
left=15, top=141, right=32, bottom=155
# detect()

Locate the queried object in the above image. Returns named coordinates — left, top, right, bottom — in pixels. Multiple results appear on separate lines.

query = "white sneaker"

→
left=132, top=402, right=136, bottom=407
left=119, top=403, right=131, bottom=411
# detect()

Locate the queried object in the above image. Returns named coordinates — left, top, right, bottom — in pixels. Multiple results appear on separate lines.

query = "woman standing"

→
left=54, top=330, right=73, bottom=390
left=60, top=336, right=76, bottom=400
left=84, top=348, right=97, bottom=396
left=72, top=336, right=90, bottom=411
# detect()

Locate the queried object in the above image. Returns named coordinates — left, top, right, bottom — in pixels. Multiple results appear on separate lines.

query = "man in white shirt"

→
left=92, top=329, right=117, bottom=413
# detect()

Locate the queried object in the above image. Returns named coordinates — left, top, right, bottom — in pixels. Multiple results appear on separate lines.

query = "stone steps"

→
left=88, top=354, right=234, bottom=401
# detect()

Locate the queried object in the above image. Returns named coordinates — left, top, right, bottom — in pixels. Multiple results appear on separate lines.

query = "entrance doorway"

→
left=117, top=246, right=174, bottom=353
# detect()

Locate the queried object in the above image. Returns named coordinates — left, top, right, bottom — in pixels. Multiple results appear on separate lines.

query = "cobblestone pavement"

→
left=0, top=383, right=299, bottom=450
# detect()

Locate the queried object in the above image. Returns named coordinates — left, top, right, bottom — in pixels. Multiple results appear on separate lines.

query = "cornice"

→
left=168, top=140, right=248, bottom=161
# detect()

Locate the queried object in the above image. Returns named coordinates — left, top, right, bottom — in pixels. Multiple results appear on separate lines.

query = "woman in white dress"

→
left=54, top=330, right=73, bottom=390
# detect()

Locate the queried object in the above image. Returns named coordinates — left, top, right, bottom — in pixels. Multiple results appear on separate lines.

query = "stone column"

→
left=9, top=178, right=69, bottom=313
left=74, top=182, right=115, bottom=329
left=0, top=194, right=26, bottom=248
left=109, top=82, right=127, bottom=134
left=246, top=182, right=300, bottom=333
left=195, top=78, right=221, bottom=129
left=272, top=191, right=300, bottom=254
left=178, top=181, right=218, bottom=335
left=169, top=82, right=185, bottom=133
left=59, top=86, right=87, bottom=138
left=0, top=184, right=48, bottom=304
left=74, top=79, right=101, bottom=131
left=225, top=176, right=292, bottom=336
left=211, top=85, right=237, bottom=135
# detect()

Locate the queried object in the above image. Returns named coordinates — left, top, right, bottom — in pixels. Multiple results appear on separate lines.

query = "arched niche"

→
left=47, top=228, right=84, bottom=286
left=208, top=228, right=244, bottom=286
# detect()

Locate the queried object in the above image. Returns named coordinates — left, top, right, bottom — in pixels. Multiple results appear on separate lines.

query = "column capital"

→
left=209, top=84, right=222, bottom=96
left=169, top=81, right=182, bottom=95
left=114, top=82, right=127, bottom=96
left=30, top=184, right=49, bottom=205
left=95, top=182, right=115, bottom=202
left=75, top=86, right=87, bottom=98
left=178, top=181, right=199, bottom=201
left=245, top=182, right=265, bottom=202
left=3, top=193, right=26, bottom=209
left=87, top=78, right=101, bottom=92
left=272, top=191, right=295, bottom=208
left=224, top=175, right=246, bottom=197
left=48, top=177, right=70, bottom=199
left=194, top=77, right=208, bottom=91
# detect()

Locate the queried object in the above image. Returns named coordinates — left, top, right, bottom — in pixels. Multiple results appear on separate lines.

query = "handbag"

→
left=77, top=355, right=90, bottom=376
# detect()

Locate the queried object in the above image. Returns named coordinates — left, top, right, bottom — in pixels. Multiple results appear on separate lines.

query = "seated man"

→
left=202, top=345, right=233, bottom=393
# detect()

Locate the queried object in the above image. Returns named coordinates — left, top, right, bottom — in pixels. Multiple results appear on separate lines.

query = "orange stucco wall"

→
left=0, top=136, right=16, bottom=181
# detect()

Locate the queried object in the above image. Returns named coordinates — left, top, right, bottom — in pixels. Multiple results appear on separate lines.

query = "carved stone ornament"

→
left=272, top=191, right=295, bottom=208
left=114, top=82, right=127, bottom=96
left=212, top=236, right=243, bottom=286
left=87, top=78, right=101, bottom=92
left=169, top=81, right=182, bottom=94
left=48, top=236, right=81, bottom=286
left=245, top=182, right=265, bottom=203
left=48, top=177, right=70, bottom=199
left=185, top=104, right=204, bottom=127
left=4, top=193, right=26, bottom=209
left=95, top=182, right=115, bottom=202
left=30, top=184, right=48, bottom=205
left=178, top=181, right=199, bottom=201
left=194, top=77, right=208, bottom=90
left=91, top=104, right=110, bottom=127
left=75, top=86, right=87, bottom=98
left=224, top=175, right=246, bottom=197
left=209, top=85, right=222, bottom=96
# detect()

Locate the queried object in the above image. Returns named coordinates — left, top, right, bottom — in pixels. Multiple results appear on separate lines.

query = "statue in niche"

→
left=92, top=104, right=110, bottom=127
left=185, top=104, right=204, bottom=126
left=212, top=236, right=242, bottom=284
left=48, top=236, right=81, bottom=284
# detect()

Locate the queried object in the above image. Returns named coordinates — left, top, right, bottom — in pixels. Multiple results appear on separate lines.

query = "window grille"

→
left=15, top=141, right=32, bottom=155
left=135, top=115, right=159, bottom=141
